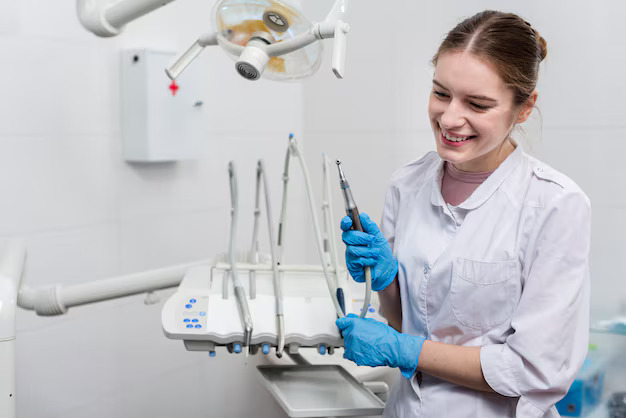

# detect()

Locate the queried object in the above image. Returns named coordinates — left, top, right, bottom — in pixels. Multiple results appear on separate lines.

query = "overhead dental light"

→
left=77, top=0, right=351, bottom=81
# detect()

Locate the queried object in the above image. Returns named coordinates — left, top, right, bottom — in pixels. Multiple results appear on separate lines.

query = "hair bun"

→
left=533, top=28, right=548, bottom=61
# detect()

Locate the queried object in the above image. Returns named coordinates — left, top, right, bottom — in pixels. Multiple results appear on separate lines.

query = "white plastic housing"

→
left=332, top=21, right=349, bottom=78
left=0, top=340, right=15, bottom=418
left=77, top=0, right=176, bottom=37
left=0, top=277, right=17, bottom=339
left=0, top=241, right=24, bottom=418
left=0, top=240, right=25, bottom=339
left=162, top=265, right=351, bottom=351
left=121, top=49, right=208, bottom=162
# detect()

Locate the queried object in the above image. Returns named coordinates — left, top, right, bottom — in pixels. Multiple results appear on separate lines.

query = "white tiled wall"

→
left=302, top=0, right=626, bottom=314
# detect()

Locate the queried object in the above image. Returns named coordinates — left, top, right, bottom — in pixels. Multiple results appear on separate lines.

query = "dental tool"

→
left=253, top=160, right=285, bottom=358
left=228, top=162, right=253, bottom=357
left=322, top=153, right=341, bottom=290
left=336, top=160, right=371, bottom=319
left=323, top=154, right=344, bottom=315
left=277, top=134, right=345, bottom=318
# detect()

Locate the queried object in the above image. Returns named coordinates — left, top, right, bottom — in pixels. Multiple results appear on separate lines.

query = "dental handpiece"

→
left=228, top=161, right=253, bottom=357
left=336, top=160, right=371, bottom=319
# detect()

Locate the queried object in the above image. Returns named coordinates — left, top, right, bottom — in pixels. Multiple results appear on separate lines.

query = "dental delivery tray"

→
left=257, top=365, right=385, bottom=417
left=162, top=264, right=352, bottom=354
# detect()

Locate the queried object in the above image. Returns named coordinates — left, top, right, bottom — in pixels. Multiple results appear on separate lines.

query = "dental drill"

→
left=228, top=162, right=253, bottom=357
left=250, top=160, right=285, bottom=357
left=336, top=160, right=371, bottom=319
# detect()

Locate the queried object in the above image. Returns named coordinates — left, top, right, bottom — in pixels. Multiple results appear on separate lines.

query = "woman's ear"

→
left=516, top=90, right=538, bottom=123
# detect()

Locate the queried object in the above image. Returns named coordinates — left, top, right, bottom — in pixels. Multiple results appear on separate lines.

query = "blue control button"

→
left=199, top=312, right=206, bottom=317
left=319, top=345, right=326, bottom=355
left=194, top=324, right=202, bottom=328
left=233, top=344, right=242, bottom=354
left=183, top=319, right=191, bottom=323
left=186, top=324, right=193, bottom=328
left=185, top=304, right=192, bottom=309
left=192, top=319, right=199, bottom=323
left=368, top=308, right=375, bottom=313
left=190, top=299, right=197, bottom=303
left=209, top=351, right=216, bottom=357
left=262, top=344, right=270, bottom=355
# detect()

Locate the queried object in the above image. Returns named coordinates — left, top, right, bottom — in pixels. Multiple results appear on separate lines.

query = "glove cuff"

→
left=397, top=334, right=426, bottom=379
left=372, top=259, right=399, bottom=291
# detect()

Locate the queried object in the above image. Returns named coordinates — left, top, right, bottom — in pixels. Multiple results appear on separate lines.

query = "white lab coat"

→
left=380, top=145, right=591, bottom=418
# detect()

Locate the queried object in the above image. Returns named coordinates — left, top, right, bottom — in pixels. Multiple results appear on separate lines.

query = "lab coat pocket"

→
left=451, top=258, right=517, bottom=330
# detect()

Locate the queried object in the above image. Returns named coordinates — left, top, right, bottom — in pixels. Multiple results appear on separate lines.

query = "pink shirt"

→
left=441, top=162, right=495, bottom=206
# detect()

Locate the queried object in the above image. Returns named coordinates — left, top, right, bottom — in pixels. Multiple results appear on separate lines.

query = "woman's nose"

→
left=440, top=100, right=466, bottom=129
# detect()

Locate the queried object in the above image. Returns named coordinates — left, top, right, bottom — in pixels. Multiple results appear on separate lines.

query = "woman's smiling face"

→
left=428, top=51, right=535, bottom=172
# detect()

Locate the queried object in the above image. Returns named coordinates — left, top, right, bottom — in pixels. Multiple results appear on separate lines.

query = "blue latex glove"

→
left=341, top=213, right=398, bottom=291
left=336, top=313, right=426, bottom=378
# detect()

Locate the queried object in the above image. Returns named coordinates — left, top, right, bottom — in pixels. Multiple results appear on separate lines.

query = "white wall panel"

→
left=0, top=40, right=117, bottom=136
left=0, top=135, right=116, bottom=235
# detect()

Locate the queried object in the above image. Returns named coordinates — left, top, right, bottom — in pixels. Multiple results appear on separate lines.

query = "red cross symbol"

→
left=169, top=80, right=179, bottom=96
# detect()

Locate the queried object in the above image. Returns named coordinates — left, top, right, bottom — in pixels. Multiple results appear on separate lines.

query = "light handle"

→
left=332, top=21, right=349, bottom=79
left=166, top=32, right=218, bottom=80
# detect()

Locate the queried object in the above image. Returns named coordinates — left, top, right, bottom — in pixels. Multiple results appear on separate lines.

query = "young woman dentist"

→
left=336, top=10, right=591, bottom=418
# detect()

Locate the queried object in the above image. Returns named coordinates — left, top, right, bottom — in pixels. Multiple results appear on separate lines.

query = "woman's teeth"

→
left=443, top=131, right=474, bottom=142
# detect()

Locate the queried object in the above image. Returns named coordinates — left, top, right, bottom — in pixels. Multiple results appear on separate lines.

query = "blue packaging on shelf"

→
left=556, top=356, right=606, bottom=417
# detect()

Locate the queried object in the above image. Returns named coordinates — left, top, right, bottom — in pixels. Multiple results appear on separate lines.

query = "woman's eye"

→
left=433, top=90, right=490, bottom=111
left=470, top=103, right=490, bottom=111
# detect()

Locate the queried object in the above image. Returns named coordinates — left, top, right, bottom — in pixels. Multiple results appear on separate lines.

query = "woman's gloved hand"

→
left=341, top=213, right=398, bottom=291
left=336, top=313, right=426, bottom=378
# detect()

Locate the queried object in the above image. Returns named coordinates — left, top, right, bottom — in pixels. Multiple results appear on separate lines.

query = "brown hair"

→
left=432, top=11, right=547, bottom=108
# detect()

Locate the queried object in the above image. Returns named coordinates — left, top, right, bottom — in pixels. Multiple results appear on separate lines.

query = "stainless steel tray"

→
left=257, top=364, right=385, bottom=417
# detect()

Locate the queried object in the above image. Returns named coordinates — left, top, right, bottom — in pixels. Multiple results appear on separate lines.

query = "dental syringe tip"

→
left=336, top=159, right=341, bottom=165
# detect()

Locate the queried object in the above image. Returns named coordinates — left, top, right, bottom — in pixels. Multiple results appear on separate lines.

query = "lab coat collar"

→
left=430, top=143, right=523, bottom=210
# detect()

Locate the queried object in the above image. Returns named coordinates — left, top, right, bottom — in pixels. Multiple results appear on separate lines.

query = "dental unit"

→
left=162, top=134, right=372, bottom=358
left=0, top=134, right=377, bottom=417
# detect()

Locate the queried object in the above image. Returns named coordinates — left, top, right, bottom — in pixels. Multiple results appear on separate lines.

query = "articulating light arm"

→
left=167, top=18, right=350, bottom=82
left=168, top=0, right=350, bottom=81
left=78, top=0, right=350, bottom=81
left=77, top=0, right=179, bottom=37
